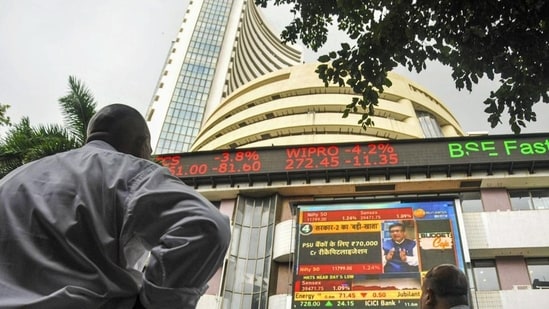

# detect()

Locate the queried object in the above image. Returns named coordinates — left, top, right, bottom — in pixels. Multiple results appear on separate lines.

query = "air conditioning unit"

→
left=513, top=284, right=532, bottom=290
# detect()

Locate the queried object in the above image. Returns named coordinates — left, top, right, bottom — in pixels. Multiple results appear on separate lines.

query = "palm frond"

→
left=58, top=76, right=97, bottom=145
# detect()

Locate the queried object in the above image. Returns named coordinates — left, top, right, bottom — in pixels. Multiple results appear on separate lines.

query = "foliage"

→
left=0, top=104, right=10, bottom=127
left=58, top=75, right=97, bottom=146
left=0, top=118, right=78, bottom=178
left=256, top=0, right=549, bottom=133
left=0, top=76, right=96, bottom=178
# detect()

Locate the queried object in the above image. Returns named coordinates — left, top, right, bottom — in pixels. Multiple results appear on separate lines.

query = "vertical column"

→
left=495, top=256, right=531, bottom=290
left=481, top=188, right=512, bottom=211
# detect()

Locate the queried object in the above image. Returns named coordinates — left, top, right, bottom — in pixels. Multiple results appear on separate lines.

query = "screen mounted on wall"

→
left=292, top=199, right=466, bottom=309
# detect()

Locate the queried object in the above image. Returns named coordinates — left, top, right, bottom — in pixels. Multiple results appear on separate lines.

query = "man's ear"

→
left=424, top=288, right=436, bottom=306
left=135, top=136, right=152, bottom=160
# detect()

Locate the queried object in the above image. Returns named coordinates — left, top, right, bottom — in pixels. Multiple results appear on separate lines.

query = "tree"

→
left=255, top=0, right=549, bottom=133
left=0, top=76, right=96, bottom=177
left=0, top=104, right=10, bottom=128
left=0, top=118, right=79, bottom=178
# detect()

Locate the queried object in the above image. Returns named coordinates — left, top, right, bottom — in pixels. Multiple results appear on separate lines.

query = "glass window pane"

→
left=262, top=255, right=271, bottom=281
left=417, top=111, right=443, bottom=138
left=258, top=227, right=267, bottom=259
left=261, top=203, right=271, bottom=226
left=254, top=259, right=265, bottom=293
left=222, top=291, right=232, bottom=309
left=268, top=199, right=276, bottom=222
left=527, top=258, right=549, bottom=285
left=264, top=227, right=273, bottom=257
left=224, top=256, right=237, bottom=291
left=243, top=199, right=255, bottom=226
left=230, top=224, right=241, bottom=257
left=509, top=191, right=532, bottom=210
left=253, top=203, right=263, bottom=227
left=230, top=293, right=242, bottom=309
left=260, top=292, right=268, bottom=309
left=473, top=260, right=500, bottom=291
left=531, top=190, right=549, bottom=210
left=234, top=258, right=246, bottom=291
left=460, top=192, right=483, bottom=212
left=251, top=293, right=264, bottom=309
left=248, top=227, right=259, bottom=258
left=241, top=295, right=252, bottom=308
left=238, top=226, right=251, bottom=257
left=235, top=202, right=244, bottom=224
left=245, top=259, right=256, bottom=293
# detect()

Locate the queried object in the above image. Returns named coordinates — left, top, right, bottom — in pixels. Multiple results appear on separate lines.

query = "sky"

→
left=1, top=0, right=547, bottom=137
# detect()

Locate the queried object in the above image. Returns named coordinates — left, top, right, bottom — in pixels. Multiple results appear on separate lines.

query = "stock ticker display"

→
left=156, top=134, right=549, bottom=179
left=292, top=200, right=465, bottom=309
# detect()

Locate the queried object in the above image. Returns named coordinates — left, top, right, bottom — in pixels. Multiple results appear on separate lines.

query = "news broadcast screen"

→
left=292, top=200, right=466, bottom=309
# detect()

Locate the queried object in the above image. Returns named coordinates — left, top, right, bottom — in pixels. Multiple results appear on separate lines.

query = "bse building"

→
left=146, top=1, right=549, bottom=308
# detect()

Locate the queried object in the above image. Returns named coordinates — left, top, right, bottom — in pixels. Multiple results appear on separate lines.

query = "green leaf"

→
left=318, top=55, right=331, bottom=62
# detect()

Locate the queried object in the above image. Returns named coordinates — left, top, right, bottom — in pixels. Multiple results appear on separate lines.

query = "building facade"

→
left=148, top=1, right=549, bottom=308
left=190, top=63, right=464, bottom=151
left=157, top=131, right=549, bottom=309
left=155, top=64, right=549, bottom=308
left=145, top=0, right=301, bottom=154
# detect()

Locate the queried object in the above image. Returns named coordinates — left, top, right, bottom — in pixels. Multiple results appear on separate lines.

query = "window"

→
left=472, top=260, right=500, bottom=291
left=416, top=111, right=443, bottom=138
left=509, top=191, right=531, bottom=210
left=460, top=192, right=483, bottom=212
left=509, top=189, right=549, bottom=210
left=223, top=196, right=276, bottom=309
left=527, top=258, right=549, bottom=286
left=531, top=190, right=549, bottom=210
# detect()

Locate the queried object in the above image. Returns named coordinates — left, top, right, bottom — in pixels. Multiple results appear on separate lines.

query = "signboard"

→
left=156, top=134, right=549, bottom=179
left=292, top=200, right=465, bottom=309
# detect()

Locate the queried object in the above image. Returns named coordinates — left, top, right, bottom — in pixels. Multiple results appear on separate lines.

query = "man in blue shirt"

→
left=382, top=222, right=419, bottom=273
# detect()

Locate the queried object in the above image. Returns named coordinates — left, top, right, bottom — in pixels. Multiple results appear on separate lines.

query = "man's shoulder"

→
left=74, top=141, right=164, bottom=176
left=82, top=141, right=155, bottom=165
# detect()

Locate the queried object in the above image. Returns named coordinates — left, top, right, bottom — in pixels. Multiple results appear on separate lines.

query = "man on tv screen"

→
left=383, top=222, right=419, bottom=273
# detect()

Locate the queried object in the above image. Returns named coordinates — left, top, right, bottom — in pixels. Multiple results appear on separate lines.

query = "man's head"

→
left=86, top=104, right=152, bottom=160
left=389, top=223, right=406, bottom=242
left=420, top=264, right=469, bottom=309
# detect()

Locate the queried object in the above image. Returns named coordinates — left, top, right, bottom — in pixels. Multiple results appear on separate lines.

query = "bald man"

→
left=420, top=264, right=470, bottom=309
left=0, top=104, right=231, bottom=308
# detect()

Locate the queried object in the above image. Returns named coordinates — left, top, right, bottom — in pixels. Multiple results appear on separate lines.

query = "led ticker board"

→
left=292, top=200, right=465, bottom=309
left=156, top=134, right=549, bottom=179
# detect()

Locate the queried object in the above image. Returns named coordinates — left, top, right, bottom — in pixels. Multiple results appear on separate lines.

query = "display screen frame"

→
left=291, top=198, right=467, bottom=309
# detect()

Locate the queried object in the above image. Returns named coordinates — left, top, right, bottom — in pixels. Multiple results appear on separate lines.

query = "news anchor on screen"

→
left=382, top=222, right=419, bottom=273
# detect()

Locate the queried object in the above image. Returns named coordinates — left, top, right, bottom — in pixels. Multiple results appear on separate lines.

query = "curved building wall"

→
left=191, top=62, right=465, bottom=151
left=146, top=0, right=302, bottom=154
left=225, top=1, right=302, bottom=97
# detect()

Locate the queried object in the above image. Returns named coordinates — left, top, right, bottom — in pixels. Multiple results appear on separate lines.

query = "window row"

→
left=176, top=75, right=212, bottom=89
left=472, top=258, right=549, bottom=290
left=460, top=189, right=549, bottom=212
